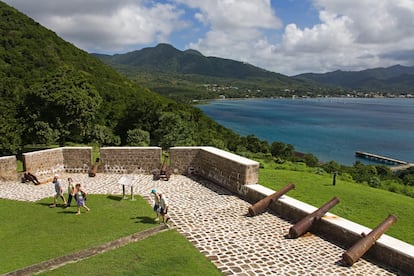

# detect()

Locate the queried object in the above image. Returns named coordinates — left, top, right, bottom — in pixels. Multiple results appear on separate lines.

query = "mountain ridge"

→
left=93, top=43, right=287, bottom=80
left=93, top=44, right=414, bottom=95
left=293, top=64, right=414, bottom=92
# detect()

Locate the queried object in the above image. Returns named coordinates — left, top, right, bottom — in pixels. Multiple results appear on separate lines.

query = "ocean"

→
left=197, top=97, right=414, bottom=166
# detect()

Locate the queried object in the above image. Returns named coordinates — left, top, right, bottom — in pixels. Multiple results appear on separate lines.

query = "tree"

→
left=153, top=112, right=195, bottom=149
left=20, top=65, right=102, bottom=146
left=302, top=153, right=319, bottom=167
left=88, top=124, right=120, bottom=146
left=322, top=160, right=341, bottom=173
left=127, top=128, right=150, bottom=146
left=0, top=80, right=23, bottom=154
left=271, top=141, right=295, bottom=160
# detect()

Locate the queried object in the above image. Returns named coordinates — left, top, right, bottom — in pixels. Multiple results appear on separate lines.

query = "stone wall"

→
left=169, top=146, right=259, bottom=194
left=169, top=147, right=201, bottom=175
left=62, top=147, right=93, bottom=173
left=100, top=147, right=162, bottom=174
left=22, top=147, right=93, bottom=177
left=0, top=156, right=17, bottom=181
left=22, top=148, right=65, bottom=177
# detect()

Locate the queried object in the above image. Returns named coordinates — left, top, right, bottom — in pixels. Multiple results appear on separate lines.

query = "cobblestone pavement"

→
left=0, top=174, right=398, bottom=275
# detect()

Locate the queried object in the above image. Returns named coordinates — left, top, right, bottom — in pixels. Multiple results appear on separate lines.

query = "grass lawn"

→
left=0, top=195, right=222, bottom=275
left=259, top=167, right=414, bottom=245
left=39, top=230, right=221, bottom=276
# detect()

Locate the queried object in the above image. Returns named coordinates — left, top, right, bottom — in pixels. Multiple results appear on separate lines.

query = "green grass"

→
left=0, top=195, right=221, bottom=275
left=259, top=166, right=414, bottom=245
left=40, top=230, right=221, bottom=276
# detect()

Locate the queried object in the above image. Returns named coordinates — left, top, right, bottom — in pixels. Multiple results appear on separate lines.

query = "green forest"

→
left=0, top=2, right=244, bottom=154
left=1, top=1, right=413, bottom=196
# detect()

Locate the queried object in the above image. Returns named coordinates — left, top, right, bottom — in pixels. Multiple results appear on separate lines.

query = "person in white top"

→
left=159, top=193, right=170, bottom=224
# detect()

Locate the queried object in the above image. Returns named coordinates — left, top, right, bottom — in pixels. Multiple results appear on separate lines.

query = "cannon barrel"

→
left=287, top=196, right=340, bottom=239
left=342, top=214, right=397, bottom=266
left=248, top=183, right=295, bottom=216
left=160, top=155, right=168, bottom=172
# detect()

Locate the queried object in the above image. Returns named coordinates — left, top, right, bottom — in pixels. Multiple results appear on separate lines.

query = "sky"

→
left=4, top=0, right=414, bottom=76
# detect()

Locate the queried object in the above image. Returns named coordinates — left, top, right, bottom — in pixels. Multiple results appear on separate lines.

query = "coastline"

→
left=197, top=97, right=414, bottom=166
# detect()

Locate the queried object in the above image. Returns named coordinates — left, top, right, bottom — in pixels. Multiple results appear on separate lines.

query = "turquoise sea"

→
left=198, top=97, right=414, bottom=166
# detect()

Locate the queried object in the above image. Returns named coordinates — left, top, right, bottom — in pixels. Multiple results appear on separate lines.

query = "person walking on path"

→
left=65, top=177, right=75, bottom=208
left=50, top=174, right=67, bottom=208
left=159, top=193, right=170, bottom=224
left=150, top=189, right=161, bottom=221
left=74, top=183, right=90, bottom=215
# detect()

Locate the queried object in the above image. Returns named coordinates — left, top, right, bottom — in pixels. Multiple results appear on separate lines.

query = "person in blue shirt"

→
left=49, top=174, right=67, bottom=208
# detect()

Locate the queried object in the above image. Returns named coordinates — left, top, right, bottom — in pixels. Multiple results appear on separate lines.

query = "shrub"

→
left=369, top=176, right=381, bottom=188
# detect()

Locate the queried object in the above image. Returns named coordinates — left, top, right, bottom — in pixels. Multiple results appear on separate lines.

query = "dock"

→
left=355, top=151, right=408, bottom=165
left=355, top=151, right=414, bottom=171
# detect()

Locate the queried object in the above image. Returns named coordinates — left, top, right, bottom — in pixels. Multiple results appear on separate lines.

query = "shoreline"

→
left=197, top=97, right=414, bottom=166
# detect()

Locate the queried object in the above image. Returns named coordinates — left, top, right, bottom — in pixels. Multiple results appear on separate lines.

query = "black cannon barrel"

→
left=287, top=196, right=340, bottom=239
left=342, top=214, right=397, bottom=266
left=248, top=183, right=295, bottom=216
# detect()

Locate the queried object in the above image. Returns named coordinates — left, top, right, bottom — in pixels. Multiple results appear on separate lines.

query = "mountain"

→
left=294, top=65, right=414, bottom=93
left=92, top=44, right=322, bottom=102
left=0, top=1, right=243, bottom=155
left=93, top=43, right=287, bottom=79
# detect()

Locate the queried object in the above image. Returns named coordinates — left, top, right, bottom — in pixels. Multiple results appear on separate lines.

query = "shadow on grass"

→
left=58, top=210, right=78, bottom=215
left=133, top=216, right=156, bottom=224
left=36, top=202, right=66, bottom=208
left=107, top=195, right=122, bottom=201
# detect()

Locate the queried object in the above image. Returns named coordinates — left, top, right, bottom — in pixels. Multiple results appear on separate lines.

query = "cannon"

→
left=153, top=155, right=170, bottom=181
left=88, top=158, right=100, bottom=177
left=342, top=214, right=397, bottom=266
left=248, top=183, right=295, bottom=216
left=286, top=196, right=340, bottom=239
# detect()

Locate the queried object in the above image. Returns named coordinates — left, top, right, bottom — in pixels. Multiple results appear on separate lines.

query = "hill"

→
left=0, top=2, right=244, bottom=155
left=94, top=45, right=414, bottom=101
left=92, top=44, right=323, bottom=102
left=294, top=65, right=414, bottom=94
left=94, top=43, right=287, bottom=79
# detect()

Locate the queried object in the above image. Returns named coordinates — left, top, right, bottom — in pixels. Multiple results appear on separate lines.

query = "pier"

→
left=355, top=151, right=408, bottom=165
left=355, top=151, right=414, bottom=171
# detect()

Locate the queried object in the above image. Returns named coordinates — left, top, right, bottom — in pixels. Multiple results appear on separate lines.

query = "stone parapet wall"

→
left=22, top=147, right=93, bottom=177
left=0, top=156, right=17, bottom=181
left=62, top=147, right=92, bottom=173
left=22, top=148, right=65, bottom=177
left=100, top=147, right=162, bottom=174
left=244, top=184, right=414, bottom=275
left=169, top=147, right=201, bottom=175
left=169, top=147, right=259, bottom=194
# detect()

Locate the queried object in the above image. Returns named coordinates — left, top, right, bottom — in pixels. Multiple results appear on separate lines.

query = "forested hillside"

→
left=0, top=2, right=244, bottom=155
left=92, top=44, right=325, bottom=103
left=294, top=65, right=414, bottom=93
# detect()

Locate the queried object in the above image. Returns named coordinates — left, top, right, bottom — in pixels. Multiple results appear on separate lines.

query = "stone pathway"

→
left=0, top=174, right=399, bottom=275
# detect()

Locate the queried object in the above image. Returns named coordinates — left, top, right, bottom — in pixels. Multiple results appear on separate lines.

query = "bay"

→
left=198, top=97, right=414, bottom=166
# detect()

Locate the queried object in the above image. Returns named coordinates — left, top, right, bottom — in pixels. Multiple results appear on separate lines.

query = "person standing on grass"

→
left=159, top=193, right=170, bottom=224
left=150, top=189, right=161, bottom=221
left=65, top=177, right=75, bottom=208
left=75, top=183, right=90, bottom=215
left=50, top=174, right=67, bottom=208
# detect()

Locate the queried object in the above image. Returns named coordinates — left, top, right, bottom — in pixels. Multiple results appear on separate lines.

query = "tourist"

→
left=159, top=193, right=170, bottom=224
left=65, top=177, right=75, bottom=208
left=150, top=189, right=161, bottom=221
left=74, top=183, right=90, bottom=215
left=50, top=174, right=67, bottom=208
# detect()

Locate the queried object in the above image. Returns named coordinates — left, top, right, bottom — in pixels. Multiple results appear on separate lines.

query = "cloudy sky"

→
left=4, top=0, right=414, bottom=76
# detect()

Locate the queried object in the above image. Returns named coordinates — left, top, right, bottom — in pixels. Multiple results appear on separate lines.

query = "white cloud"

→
left=5, top=0, right=187, bottom=53
left=180, top=0, right=283, bottom=67
left=4, top=0, right=414, bottom=75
